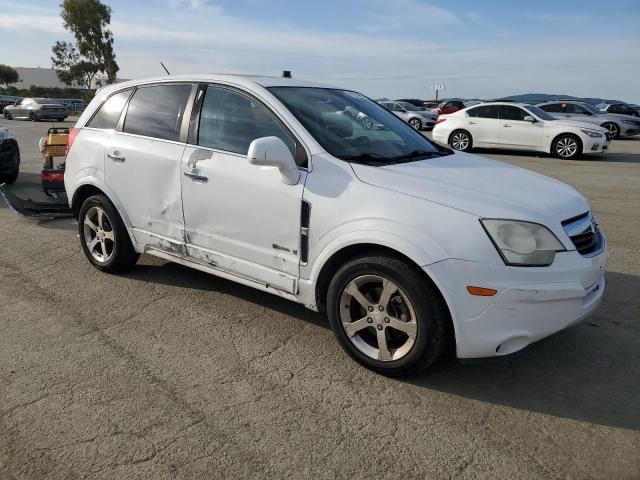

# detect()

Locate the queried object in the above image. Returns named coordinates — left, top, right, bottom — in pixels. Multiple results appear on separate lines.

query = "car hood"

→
left=350, top=151, right=589, bottom=229
left=600, top=113, right=640, bottom=122
left=547, top=119, right=607, bottom=131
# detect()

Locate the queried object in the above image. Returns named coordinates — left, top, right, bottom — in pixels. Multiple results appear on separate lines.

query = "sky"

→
left=0, top=0, right=639, bottom=102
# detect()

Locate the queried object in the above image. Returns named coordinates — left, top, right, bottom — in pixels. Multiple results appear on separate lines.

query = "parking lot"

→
left=1, top=118, right=639, bottom=479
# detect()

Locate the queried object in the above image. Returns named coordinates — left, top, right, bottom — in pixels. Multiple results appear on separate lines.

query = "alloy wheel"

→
left=361, top=117, right=374, bottom=130
left=603, top=123, right=619, bottom=138
left=556, top=137, right=578, bottom=158
left=409, top=118, right=421, bottom=130
left=83, top=206, right=115, bottom=263
left=339, top=275, right=418, bottom=362
left=451, top=132, right=470, bottom=150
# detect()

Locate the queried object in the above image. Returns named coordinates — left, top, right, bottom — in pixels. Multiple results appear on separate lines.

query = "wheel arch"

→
left=448, top=128, right=473, bottom=147
left=313, top=242, right=457, bottom=352
left=70, top=180, right=137, bottom=248
left=550, top=131, right=583, bottom=155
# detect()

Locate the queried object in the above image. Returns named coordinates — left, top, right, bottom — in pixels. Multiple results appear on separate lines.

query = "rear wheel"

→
left=552, top=134, right=581, bottom=160
left=601, top=122, right=620, bottom=139
left=29, top=112, right=39, bottom=122
left=327, top=255, right=450, bottom=376
left=78, top=194, right=139, bottom=273
left=409, top=118, right=422, bottom=130
left=4, top=112, right=12, bottom=120
left=449, top=130, right=472, bottom=152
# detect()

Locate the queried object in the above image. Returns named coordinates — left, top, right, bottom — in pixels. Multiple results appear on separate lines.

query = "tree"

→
left=0, top=65, right=19, bottom=87
left=51, top=0, right=119, bottom=90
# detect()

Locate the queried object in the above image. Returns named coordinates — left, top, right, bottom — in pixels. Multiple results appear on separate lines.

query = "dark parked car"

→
left=0, top=127, right=20, bottom=184
left=596, top=102, right=639, bottom=117
left=3, top=98, right=68, bottom=122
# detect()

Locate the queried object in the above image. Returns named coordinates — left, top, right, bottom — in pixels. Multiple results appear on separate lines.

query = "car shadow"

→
left=121, top=259, right=330, bottom=331
left=123, top=259, right=639, bottom=431
left=405, top=270, right=640, bottom=432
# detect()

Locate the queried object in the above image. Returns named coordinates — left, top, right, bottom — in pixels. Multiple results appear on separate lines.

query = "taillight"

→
left=436, top=118, right=447, bottom=124
left=66, top=128, right=80, bottom=156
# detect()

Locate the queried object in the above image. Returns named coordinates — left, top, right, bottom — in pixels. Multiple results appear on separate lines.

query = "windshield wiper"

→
left=389, top=149, right=441, bottom=163
left=341, top=152, right=388, bottom=166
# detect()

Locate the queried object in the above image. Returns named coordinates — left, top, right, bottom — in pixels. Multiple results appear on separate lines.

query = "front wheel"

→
left=552, top=134, right=581, bottom=160
left=78, top=194, right=140, bottom=273
left=449, top=130, right=473, bottom=152
left=327, top=255, right=450, bottom=376
left=601, top=122, right=620, bottom=139
left=409, top=118, right=422, bottom=130
left=29, top=112, right=39, bottom=122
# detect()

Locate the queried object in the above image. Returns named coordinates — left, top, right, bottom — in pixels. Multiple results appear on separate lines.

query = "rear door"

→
left=105, top=83, right=196, bottom=248
left=498, top=105, right=543, bottom=148
left=465, top=105, right=501, bottom=146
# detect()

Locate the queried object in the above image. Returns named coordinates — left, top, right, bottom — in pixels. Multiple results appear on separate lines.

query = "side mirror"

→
left=523, top=115, right=535, bottom=123
left=247, top=136, right=300, bottom=185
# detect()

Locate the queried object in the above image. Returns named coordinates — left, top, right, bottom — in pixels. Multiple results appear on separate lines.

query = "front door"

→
left=180, top=84, right=307, bottom=294
left=104, top=83, right=194, bottom=247
left=498, top=105, right=543, bottom=149
left=465, top=104, right=501, bottom=146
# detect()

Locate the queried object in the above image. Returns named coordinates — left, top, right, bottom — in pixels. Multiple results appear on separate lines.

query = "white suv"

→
left=65, top=75, right=607, bottom=376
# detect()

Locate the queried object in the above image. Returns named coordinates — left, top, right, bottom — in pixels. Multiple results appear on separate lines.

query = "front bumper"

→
left=620, top=126, right=640, bottom=137
left=582, top=135, right=611, bottom=154
left=425, top=248, right=608, bottom=359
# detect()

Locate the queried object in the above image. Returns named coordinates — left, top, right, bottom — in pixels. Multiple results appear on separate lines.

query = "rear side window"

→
left=197, top=86, right=304, bottom=164
left=87, top=90, right=131, bottom=129
left=540, top=103, right=562, bottom=113
left=500, top=105, right=528, bottom=121
left=565, top=103, right=589, bottom=114
left=123, top=84, right=192, bottom=141
left=468, top=105, right=500, bottom=119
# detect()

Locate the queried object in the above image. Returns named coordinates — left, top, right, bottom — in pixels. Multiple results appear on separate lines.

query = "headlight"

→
left=481, top=219, right=566, bottom=266
left=580, top=129, right=603, bottom=138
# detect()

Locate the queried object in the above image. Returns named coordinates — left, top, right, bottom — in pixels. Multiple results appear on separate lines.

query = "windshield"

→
left=580, top=103, right=602, bottom=115
left=397, top=101, right=420, bottom=111
left=269, top=87, right=446, bottom=165
left=523, top=105, right=557, bottom=121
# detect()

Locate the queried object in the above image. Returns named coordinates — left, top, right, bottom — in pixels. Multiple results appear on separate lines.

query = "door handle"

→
left=503, top=124, right=512, bottom=128
left=184, top=170, right=208, bottom=183
left=107, top=152, right=125, bottom=162
left=468, top=121, right=477, bottom=125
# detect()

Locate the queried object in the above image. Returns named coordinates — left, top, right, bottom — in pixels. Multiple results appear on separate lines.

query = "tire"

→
left=552, top=133, right=582, bottom=160
left=0, top=171, right=18, bottom=185
left=409, top=118, right=422, bottom=130
left=4, top=112, right=12, bottom=120
left=449, top=130, right=473, bottom=152
left=29, top=112, right=39, bottom=122
left=78, top=194, right=139, bottom=273
left=327, top=255, right=450, bottom=376
left=601, top=122, right=620, bottom=140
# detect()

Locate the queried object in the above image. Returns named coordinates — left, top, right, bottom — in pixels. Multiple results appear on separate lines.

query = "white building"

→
left=9, top=67, right=85, bottom=89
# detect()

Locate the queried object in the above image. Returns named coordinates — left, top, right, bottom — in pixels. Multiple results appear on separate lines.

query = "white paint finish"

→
left=180, top=145, right=305, bottom=292
left=433, top=102, right=611, bottom=155
left=105, top=132, right=186, bottom=241
left=67, top=75, right=610, bottom=362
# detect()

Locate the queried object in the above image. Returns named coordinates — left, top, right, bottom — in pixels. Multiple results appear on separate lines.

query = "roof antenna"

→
left=160, top=62, right=171, bottom=75
left=282, top=70, right=292, bottom=79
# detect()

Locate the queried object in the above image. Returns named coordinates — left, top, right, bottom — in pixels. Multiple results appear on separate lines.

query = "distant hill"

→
left=495, top=93, right=626, bottom=105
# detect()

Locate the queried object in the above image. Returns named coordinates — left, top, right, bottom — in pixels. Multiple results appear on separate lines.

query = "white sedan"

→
left=432, top=102, right=611, bottom=160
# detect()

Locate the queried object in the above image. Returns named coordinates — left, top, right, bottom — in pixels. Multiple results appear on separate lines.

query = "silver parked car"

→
left=537, top=101, right=640, bottom=139
left=380, top=101, right=438, bottom=130
left=3, top=98, right=68, bottom=122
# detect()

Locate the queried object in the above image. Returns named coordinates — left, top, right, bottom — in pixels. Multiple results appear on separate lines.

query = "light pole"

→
left=431, top=84, right=446, bottom=102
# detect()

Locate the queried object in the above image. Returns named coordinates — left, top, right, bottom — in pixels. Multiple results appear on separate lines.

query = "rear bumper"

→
left=425, top=248, right=608, bottom=359
left=35, top=112, right=67, bottom=120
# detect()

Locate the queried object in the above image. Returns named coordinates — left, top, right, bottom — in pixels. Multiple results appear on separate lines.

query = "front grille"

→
left=562, top=211, right=603, bottom=256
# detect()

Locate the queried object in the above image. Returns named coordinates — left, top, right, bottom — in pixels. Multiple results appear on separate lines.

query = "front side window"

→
left=500, top=105, right=528, bottom=121
left=197, top=86, right=304, bottom=164
left=269, top=87, right=445, bottom=166
left=123, top=84, right=192, bottom=141
left=87, top=89, right=131, bottom=129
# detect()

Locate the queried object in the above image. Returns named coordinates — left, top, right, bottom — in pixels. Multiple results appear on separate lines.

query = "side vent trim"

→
left=300, top=200, right=311, bottom=264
